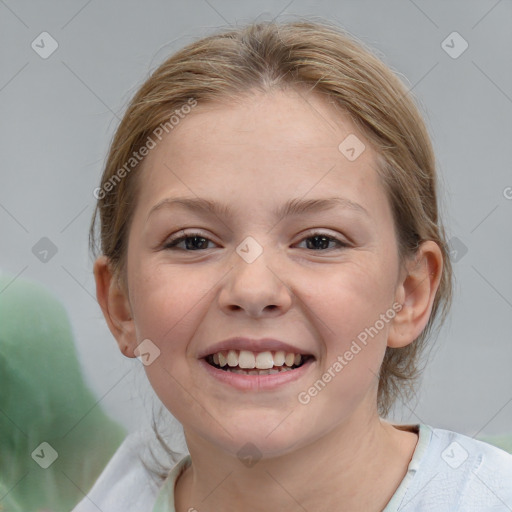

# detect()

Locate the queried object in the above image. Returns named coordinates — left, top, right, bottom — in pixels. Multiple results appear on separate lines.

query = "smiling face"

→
left=109, top=89, right=408, bottom=456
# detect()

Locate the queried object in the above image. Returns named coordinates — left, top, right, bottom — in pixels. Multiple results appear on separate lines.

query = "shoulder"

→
left=71, top=430, right=171, bottom=512
left=400, top=425, right=512, bottom=511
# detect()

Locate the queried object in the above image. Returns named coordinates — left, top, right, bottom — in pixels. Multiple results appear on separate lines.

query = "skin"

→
left=95, top=88, right=443, bottom=511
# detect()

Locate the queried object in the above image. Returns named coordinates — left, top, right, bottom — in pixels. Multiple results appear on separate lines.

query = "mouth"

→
left=204, top=349, right=314, bottom=376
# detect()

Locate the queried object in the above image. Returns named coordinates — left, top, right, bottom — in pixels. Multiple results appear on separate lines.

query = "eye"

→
left=162, top=230, right=349, bottom=252
left=163, top=231, right=217, bottom=251
left=295, top=232, right=349, bottom=251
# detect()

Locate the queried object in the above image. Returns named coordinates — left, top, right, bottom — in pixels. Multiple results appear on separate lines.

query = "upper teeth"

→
left=212, top=350, right=302, bottom=369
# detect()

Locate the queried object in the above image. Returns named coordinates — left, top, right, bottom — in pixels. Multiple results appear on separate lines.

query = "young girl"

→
left=75, top=19, right=512, bottom=511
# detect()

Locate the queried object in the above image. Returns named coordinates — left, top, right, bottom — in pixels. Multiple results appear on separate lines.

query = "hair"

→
left=89, top=19, right=453, bottom=417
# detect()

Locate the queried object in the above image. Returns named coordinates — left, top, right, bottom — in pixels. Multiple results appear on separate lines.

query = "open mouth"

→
left=205, top=349, right=314, bottom=376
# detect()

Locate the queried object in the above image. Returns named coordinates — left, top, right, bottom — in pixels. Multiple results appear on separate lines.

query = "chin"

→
left=199, top=412, right=325, bottom=461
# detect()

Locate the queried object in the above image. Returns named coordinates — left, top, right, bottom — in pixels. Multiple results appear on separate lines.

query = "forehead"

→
left=136, top=89, right=388, bottom=220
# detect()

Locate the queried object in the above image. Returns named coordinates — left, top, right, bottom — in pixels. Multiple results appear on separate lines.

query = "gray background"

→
left=1, top=0, right=511, bottom=438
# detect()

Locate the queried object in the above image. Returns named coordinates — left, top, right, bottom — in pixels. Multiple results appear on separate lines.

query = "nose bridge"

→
left=232, top=234, right=280, bottom=293
left=219, top=235, right=292, bottom=316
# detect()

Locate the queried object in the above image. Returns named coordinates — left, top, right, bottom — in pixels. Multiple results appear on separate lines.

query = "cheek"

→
left=129, top=260, right=210, bottom=343
left=311, top=257, right=397, bottom=340
left=128, top=262, right=218, bottom=421
left=305, top=258, right=397, bottom=390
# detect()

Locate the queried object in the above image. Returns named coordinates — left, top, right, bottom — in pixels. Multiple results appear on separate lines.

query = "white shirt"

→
left=73, top=424, right=512, bottom=511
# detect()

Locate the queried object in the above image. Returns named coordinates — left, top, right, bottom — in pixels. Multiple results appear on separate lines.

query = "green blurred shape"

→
left=478, top=433, right=512, bottom=454
left=0, top=275, right=126, bottom=511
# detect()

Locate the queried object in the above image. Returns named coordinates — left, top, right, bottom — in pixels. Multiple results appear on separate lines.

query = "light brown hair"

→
left=90, top=19, right=453, bottom=416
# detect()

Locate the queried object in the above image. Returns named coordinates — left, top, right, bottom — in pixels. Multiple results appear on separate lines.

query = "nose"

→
left=218, top=245, right=293, bottom=318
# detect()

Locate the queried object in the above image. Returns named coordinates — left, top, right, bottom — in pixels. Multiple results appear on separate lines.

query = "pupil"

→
left=186, top=236, right=208, bottom=250
left=307, top=235, right=329, bottom=250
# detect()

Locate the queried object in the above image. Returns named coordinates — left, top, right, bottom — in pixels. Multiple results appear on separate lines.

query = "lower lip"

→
left=199, top=358, right=315, bottom=391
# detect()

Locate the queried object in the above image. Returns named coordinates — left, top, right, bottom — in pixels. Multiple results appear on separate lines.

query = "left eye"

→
left=163, top=231, right=347, bottom=252
left=295, top=233, right=348, bottom=251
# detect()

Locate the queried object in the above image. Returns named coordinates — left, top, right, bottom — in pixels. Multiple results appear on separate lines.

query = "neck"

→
left=174, top=410, right=418, bottom=512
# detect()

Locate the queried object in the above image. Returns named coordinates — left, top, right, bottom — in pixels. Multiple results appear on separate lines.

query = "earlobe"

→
left=388, top=241, right=443, bottom=349
left=93, top=256, right=137, bottom=358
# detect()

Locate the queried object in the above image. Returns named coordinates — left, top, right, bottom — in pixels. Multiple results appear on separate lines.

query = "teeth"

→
left=239, top=350, right=256, bottom=369
left=227, top=350, right=238, bottom=367
left=224, top=366, right=292, bottom=375
left=285, top=353, right=295, bottom=367
left=209, top=349, right=308, bottom=372
left=255, top=351, right=274, bottom=369
left=273, top=350, right=285, bottom=366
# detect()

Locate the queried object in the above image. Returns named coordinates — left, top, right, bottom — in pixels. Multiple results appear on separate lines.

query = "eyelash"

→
left=163, top=231, right=350, bottom=252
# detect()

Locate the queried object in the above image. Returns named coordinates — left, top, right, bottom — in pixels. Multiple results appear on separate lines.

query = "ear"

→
left=93, top=256, right=137, bottom=358
left=388, top=241, right=443, bottom=348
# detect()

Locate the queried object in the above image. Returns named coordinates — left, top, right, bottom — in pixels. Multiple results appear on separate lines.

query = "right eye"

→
left=163, top=231, right=217, bottom=251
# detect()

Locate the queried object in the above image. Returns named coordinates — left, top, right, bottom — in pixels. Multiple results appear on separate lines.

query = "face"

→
left=123, top=89, right=403, bottom=457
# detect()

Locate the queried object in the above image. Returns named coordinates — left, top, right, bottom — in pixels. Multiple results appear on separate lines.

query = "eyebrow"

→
left=147, top=195, right=369, bottom=221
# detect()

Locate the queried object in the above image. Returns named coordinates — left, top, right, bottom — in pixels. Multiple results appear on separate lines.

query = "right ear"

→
left=93, top=256, right=137, bottom=358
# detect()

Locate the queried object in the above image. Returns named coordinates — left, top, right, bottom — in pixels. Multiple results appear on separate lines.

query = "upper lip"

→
left=197, top=337, right=313, bottom=359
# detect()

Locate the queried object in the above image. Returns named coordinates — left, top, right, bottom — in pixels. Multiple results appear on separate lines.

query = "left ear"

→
left=388, top=240, right=443, bottom=348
